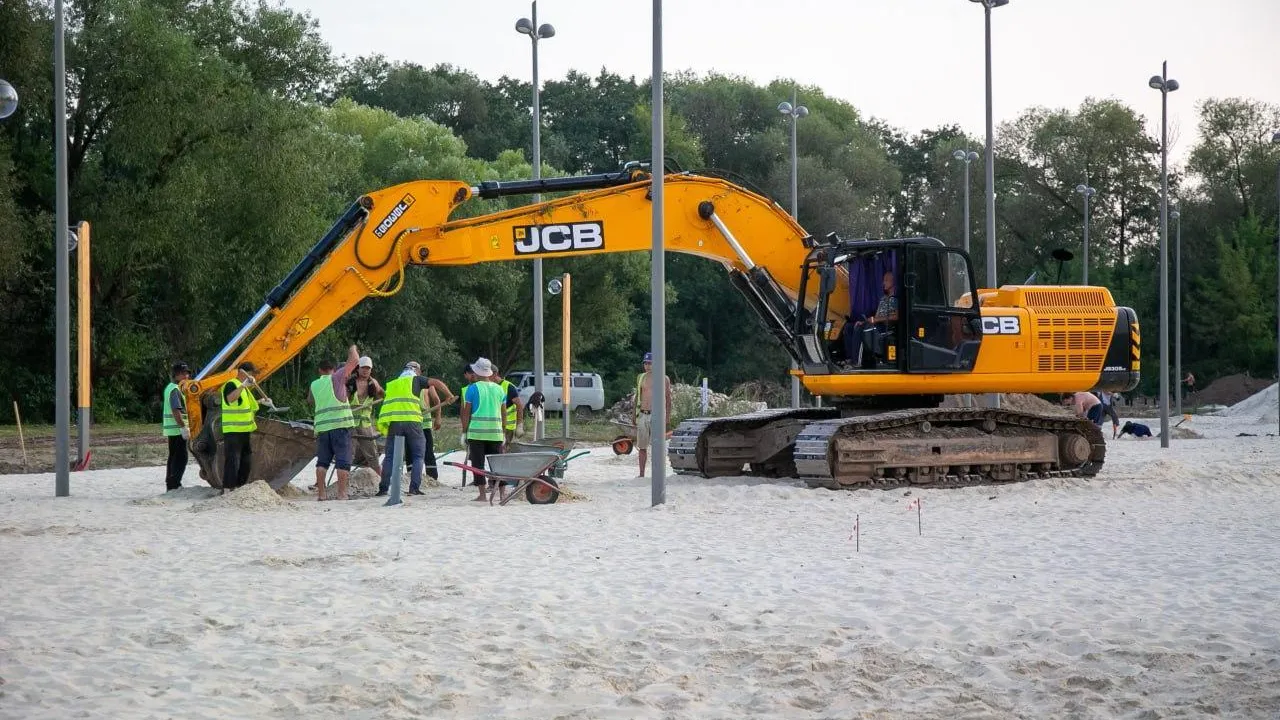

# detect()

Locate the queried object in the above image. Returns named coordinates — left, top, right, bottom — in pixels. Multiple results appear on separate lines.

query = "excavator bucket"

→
left=190, top=396, right=316, bottom=490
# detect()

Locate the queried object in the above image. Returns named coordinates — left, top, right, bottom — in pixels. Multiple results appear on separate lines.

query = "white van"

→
left=507, top=371, right=606, bottom=414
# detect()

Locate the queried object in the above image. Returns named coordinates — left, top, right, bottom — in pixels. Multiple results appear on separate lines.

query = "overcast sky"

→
left=287, top=0, right=1280, bottom=160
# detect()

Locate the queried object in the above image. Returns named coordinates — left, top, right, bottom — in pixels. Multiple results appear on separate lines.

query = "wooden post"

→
left=562, top=273, right=571, bottom=438
left=13, top=401, right=28, bottom=473
left=76, top=221, right=91, bottom=468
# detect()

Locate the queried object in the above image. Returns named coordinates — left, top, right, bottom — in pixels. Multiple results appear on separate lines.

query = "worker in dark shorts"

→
left=348, top=355, right=384, bottom=474
left=308, top=345, right=360, bottom=500
left=1118, top=421, right=1153, bottom=439
left=161, top=362, right=191, bottom=491
left=461, top=357, right=512, bottom=502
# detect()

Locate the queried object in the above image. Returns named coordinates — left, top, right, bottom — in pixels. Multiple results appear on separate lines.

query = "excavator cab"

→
left=796, top=237, right=982, bottom=376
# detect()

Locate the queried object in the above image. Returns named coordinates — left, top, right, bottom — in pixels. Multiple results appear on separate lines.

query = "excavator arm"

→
left=183, top=169, right=846, bottom=434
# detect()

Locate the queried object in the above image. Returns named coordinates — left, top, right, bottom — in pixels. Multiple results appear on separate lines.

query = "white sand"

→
left=1224, top=383, right=1280, bottom=426
left=3, top=424, right=1280, bottom=719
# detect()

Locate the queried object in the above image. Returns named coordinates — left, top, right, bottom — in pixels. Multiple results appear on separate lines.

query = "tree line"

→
left=2, top=0, right=1279, bottom=423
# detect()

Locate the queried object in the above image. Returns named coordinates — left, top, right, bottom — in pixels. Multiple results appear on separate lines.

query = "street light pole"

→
left=1170, top=207, right=1182, bottom=418
left=650, top=0, right=666, bottom=507
left=778, top=91, right=809, bottom=410
left=1149, top=61, right=1179, bottom=449
left=1271, top=130, right=1280, bottom=437
left=1075, top=184, right=1096, bottom=285
left=516, top=3, right=555, bottom=441
left=54, top=0, right=71, bottom=496
left=970, top=0, right=1008, bottom=289
left=952, top=150, right=979, bottom=254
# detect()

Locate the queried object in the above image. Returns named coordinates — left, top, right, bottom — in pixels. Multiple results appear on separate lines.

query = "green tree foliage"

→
left=2, top=0, right=1278, bottom=423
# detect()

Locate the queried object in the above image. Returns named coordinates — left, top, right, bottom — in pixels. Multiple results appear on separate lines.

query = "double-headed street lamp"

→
left=1075, top=184, right=1097, bottom=285
left=1149, top=61, right=1179, bottom=448
left=952, top=149, right=979, bottom=253
left=778, top=90, right=808, bottom=410
left=515, top=2, right=555, bottom=440
left=969, top=0, right=1009, bottom=290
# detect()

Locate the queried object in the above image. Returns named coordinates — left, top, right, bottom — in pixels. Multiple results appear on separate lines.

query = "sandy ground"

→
left=2, top=415, right=1279, bottom=719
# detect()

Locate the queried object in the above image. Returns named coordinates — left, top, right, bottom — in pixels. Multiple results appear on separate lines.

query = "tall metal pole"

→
left=650, top=0, right=666, bottom=507
left=788, top=88, right=801, bottom=410
left=1081, top=191, right=1090, bottom=285
left=529, top=1, right=546, bottom=441
left=982, top=2, right=997, bottom=290
left=561, top=273, right=571, bottom=439
left=1157, top=61, right=1171, bottom=448
left=1273, top=141, right=1279, bottom=437
left=962, top=158, right=971, bottom=254
left=1173, top=210, right=1182, bottom=418
left=54, top=0, right=71, bottom=496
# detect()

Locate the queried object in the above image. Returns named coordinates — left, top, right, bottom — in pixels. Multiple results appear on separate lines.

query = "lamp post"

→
left=52, top=0, right=71, bottom=495
left=0, top=79, right=17, bottom=119
left=952, top=149, right=979, bottom=254
left=515, top=2, right=555, bottom=440
left=969, top=0, right=1008, bottom=290
left=1075, top=184, right=1097, bottom=285
left=1149, top=61, right=1179, bottom=448
left=1170, top=206, right=1182, bottom=418
left=778, top=90, right=809, bottom=410
left=650, top=0, right=666, bottom=507
left=1271, top=130, right=1280, bottom=437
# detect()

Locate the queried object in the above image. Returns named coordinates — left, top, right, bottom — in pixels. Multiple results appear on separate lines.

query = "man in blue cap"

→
left=633, top=351, right=672, bottom=478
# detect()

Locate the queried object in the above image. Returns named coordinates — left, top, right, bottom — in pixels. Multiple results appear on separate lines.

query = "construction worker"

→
left=162, top=361, right=191, bottom=491
left=347, top=356, right=384, bottom=474
left=308, top=345, right=360, bottom=501
left=461, top=357, right=511, bottom=502
left=406, top=370, right=456, bottom=484
left=221, top=362, right=268, bottom=492
left=492, top=365, right=525, bottom=444
left=377, top=361, right=430, bottom=496
left=634, top=351, right=673, bottom=479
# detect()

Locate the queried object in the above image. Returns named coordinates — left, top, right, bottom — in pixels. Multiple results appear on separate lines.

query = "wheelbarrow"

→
left=506, top=438, right=587, bottom=479
left=607, top=419, right=672, bottom=455
left=444, top=451, right=564, bottom=506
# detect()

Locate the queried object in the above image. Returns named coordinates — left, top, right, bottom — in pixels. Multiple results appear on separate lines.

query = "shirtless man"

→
left=634, top=351, right=673, bottom=478
left=1062, top=391, right=1103, bottom=426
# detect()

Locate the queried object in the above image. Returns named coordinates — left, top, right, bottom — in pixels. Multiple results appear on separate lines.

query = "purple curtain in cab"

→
left=847, top=251, right=897, bottom=320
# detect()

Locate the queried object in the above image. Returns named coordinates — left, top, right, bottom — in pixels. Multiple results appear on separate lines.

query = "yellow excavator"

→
left=181, top=164, right=1140, bottom=491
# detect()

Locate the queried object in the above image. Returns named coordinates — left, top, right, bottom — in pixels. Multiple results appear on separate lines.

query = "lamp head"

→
left=0, top=80, right=17, bottom=120
left=1170, top=210, right=1180, bottom=220
left=969, top=0, right=1009, bottom=6
left=515, top=17, right=534, bottom=35
left=1148, top=75, right=1164, bottom=90
left=1166, top=79, right=1180, bottom=92
left=952, top=149, right=967, bottom=161
left=537, top=23, right=555, bottom=39
left=1271, top=130, right=1280, bottom=144
left=547, top=277, right=564, bottom=295
left=778, top=101, right=793, bottom=115
left=794, top=105, right=809, bottom=118
left=1075, top=184, right=1087, bottom=194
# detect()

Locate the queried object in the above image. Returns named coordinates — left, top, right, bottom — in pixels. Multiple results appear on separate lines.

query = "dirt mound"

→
left=1187, top=373, right=1273, bottom=408
left=941, top=393, right=1072, bottom=417
left=1224, top=383, right=1278, bottom=424
left=190, top=480, right=296, bottom=513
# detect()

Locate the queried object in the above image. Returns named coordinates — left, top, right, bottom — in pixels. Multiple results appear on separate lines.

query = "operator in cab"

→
left=221, top=362, right=270, bottom=493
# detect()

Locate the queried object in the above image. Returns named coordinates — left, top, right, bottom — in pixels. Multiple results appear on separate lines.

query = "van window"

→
left=552, top=377, right=562, bottom=387
left=572, top=376, right=592, bottom=388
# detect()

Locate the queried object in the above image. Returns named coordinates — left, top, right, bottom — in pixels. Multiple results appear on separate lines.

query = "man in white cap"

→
left=634, top=351, right=672, bottom=478
left=460, top=357, right=512, bottom=502
left=347, top=354, right=384, bottom=475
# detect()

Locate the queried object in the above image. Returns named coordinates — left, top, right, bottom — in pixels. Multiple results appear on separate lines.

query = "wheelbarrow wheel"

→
left=611, top=435, right=634, bottom=455
left=526, top=475, right=561, bottom=505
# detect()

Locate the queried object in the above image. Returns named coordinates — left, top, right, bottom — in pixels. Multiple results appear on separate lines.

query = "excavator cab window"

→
left=903, top=247, right=982, bottom=372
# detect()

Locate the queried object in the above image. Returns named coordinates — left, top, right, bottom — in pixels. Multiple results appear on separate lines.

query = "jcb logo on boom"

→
left=513, top=222, right=604, bottom=255
left=372, top=194, right=416, bottom=239
left=981, top=316, right=1021, bottom=335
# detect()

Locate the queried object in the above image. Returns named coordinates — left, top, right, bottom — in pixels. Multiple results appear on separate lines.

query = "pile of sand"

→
left=941, top=393, right=1072, bottom=416
left=189, top=480, right=295, bottom=513
left=1223, top=382, right=1279, bottom=424
left=1188, top=373, right=1273, bottom=407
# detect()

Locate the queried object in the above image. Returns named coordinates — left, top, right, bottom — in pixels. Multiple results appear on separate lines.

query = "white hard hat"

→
left=358, top=356, right=373, bottom=368
left=470, top=357, right=494, bottom=378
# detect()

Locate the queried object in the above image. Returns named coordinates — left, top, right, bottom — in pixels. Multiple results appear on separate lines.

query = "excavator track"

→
left=793, top=407, right=1105, bottom=490
left=670, top=407, right=1105, bottom=491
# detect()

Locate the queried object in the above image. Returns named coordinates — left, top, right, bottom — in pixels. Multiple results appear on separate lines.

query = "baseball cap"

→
left=404, top=360, right=421, bottom=373
left=172, top=361, right=190, bottom=375
left=643, top=352, right=653, bottom=363
left=358, top=356, right=373, bottom=369
left=470, top=357, right=494, bottom=378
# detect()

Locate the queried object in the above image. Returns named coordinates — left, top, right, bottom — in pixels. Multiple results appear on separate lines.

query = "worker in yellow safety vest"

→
left=376, top=361, right=429, bottom=496
left=221, top=361, right=269, bottom=492
left=491, top=365, right=525, bottom=445
left=460, top=357, right=512, bottom=502
left=307, top=345, right=360, bottom=501
left=162, top=361, right=191, bottom=491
